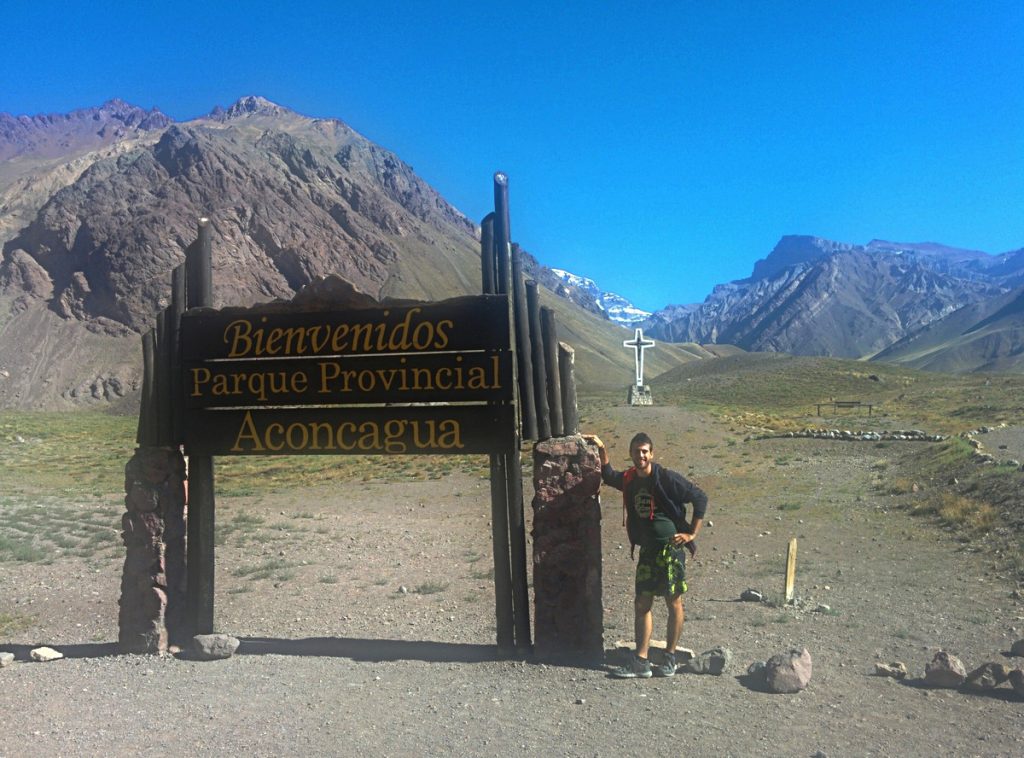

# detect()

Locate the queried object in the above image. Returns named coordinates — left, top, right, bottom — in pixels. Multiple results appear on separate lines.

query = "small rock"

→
left=684, top=646, right=732, bottom=675
left=0, top=652, right=14, bottom=667
left=765, top=647, right=812, bottom=693
left=814, top=604, right=832, bottom=614
left=746, top=660, right=766, bottom=679
left=740, top=589, right=764, bottom=602
left=963, top=662, right=1010, bottom=691
left=30, top=647, right=64, bottom=662
left=674, top=647, right=696, bottom=664
left=398, top=585, right=408, bottom=594
left=874, top=661, right=908, bottom=679
left=1010, top=639, right=1024, bottom=656
left=191, top=633, right=240, bottom=661
left=574, top=698, right=585, bottom=705
left=923, top=650, right=967, bottom=689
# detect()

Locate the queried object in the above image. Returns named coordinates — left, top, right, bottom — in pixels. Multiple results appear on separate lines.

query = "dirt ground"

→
left=2, top=404, right=1023, bottom=757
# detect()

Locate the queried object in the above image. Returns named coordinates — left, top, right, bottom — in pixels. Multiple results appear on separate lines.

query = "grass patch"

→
left=414, top=581, right=449, bottom=595
left=0, top=611, right=35, bottom=636
left=231, top=558, right=297, bottom=581
left=778, top=502, right=802, bottom=512
left=910, top=493, right=997, bottom=533
left=470, top=566, right=495, bottom=581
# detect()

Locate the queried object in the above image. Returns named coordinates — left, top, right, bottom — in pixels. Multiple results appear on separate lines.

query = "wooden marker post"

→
left=185, top=217, right=216, bottom=635
left=784, top=537, right=798, bottom=604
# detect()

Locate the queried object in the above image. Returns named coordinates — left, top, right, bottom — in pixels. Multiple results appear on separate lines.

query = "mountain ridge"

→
left=0, top=96, right=700, bottom=408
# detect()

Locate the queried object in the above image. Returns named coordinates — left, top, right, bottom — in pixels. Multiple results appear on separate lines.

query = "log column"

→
left=531, top=435, right=603, bottom=662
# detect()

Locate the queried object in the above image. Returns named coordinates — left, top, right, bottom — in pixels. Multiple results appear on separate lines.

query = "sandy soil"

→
left=2, top=405, right=1023, bottom=757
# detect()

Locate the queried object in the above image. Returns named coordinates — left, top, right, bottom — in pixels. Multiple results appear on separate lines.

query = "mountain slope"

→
left=0, top=97, right=704, bottom=407
left=644, top=235, right=1013, bottom=362
left=872, top=285, right=1024, bottom=372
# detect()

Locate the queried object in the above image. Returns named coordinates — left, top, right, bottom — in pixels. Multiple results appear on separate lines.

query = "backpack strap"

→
left=622, top=466, right=636, bottom=527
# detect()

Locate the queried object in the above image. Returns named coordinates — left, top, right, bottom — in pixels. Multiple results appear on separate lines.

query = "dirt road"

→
left=2, top=405, right=1023, bottom=756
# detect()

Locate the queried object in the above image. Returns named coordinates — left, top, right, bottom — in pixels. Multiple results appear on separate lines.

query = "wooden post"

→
left=511, top=245, right=537, bottom=441
left=489, top=453, right=515, bottom=651
left=185, top=217, right=216, bottom=636
left=784, top=537, right=798, bottom=604
left=155, top=309, right=171, bottom=446
left=493, top=174, right=512, bottom=296
left=559, top=342, right=578, bottom=435
left=138, top=330, right=156, bottom=446
left=541, top=307, right=563, bottom=437
left=480, top=213, right=496, bottom=295
left=526, top=282, right=551, bottom=441
left=170, top=264, right=186, bottom=444
left=505, top=442, right=532, bottom=651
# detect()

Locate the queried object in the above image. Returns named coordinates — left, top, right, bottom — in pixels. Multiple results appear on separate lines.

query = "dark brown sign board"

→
left=179, top=294, right=516, bottom=457
left=183, top=405, right=516, bottom=456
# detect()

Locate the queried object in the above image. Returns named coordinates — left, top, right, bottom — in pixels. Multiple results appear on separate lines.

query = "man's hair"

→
left=629, top=432, right=654, bottom=452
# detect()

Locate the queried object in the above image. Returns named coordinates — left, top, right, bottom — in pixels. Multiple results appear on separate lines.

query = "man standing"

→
left=583, top=432, right=707, bottom=678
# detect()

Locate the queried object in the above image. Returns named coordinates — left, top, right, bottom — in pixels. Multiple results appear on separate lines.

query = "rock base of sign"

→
left=119, top=446, right=187, bottom=654
left=627, top=385, right=653, bottom=406
left=531, top=435, right=603, bottom=662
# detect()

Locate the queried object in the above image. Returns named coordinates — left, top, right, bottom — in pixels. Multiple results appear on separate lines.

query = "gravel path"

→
left=2, top=406, right=1023, bottom=756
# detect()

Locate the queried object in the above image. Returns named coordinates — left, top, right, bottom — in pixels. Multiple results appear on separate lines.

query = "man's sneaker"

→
left=653, top=652, right=677, bottom=677
left=610, top=655, right=653, bottom=679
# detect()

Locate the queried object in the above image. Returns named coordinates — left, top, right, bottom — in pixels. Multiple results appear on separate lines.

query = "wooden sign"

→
left=179, top=294, right=515, bottom=456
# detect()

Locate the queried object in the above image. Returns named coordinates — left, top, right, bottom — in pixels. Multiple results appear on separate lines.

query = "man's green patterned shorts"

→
left=635, top=543, right=687, bottom=597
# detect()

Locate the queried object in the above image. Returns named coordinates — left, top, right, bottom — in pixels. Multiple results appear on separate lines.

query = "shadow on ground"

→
left=238, top=636, right=503, bottom=663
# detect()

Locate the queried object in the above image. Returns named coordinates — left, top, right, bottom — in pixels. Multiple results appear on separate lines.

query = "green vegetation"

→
left=653, top=354, right=1024, bottom=435
left=414, top=581, right=449, bottom=595
left=0, top=611, right=35, bottom=636
left=231, top=557, right=297, bottom=581
left=0, top=412, right=136, bottom=497
left=0, top=496, right=120, bottom=564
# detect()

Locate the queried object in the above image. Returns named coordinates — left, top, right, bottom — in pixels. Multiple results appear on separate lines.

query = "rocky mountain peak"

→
left=750, top=235, right=858, bottom=281
left=216, top=96, right=295, bottom=121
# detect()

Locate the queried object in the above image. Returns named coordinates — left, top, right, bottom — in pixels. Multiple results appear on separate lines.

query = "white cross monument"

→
left=623, top=327, right=655, bottom=405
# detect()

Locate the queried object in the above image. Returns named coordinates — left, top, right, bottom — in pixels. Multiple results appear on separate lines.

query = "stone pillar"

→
left=119, top=447, right=186, bottom=653
left=531, top=435, right=603, bottom=662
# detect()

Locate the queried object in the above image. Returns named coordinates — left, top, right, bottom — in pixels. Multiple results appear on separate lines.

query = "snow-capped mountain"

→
left=550, top=269, right=651, bottom=327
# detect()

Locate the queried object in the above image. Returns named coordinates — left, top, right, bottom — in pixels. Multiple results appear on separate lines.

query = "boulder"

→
left=765, top=647, right=813, bottom=693
left=1009, top=639, right=1024, bottom=657
left=963, top=662, right=1010, bottom=691
left=923, top=650, right=967, bottom=688
left=191, top=633, right=240, bottom=661
left=0, top=651, right=14, bottom=668
left=873, top=661, right=907, bottom=679
left=1008, top=669, right=1024, bottom=697
left=684, top=646, right=732, bottom=675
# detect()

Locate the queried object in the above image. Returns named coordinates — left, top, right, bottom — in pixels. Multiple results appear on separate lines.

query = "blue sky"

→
left=3, top=1, right=1022, bottom=312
